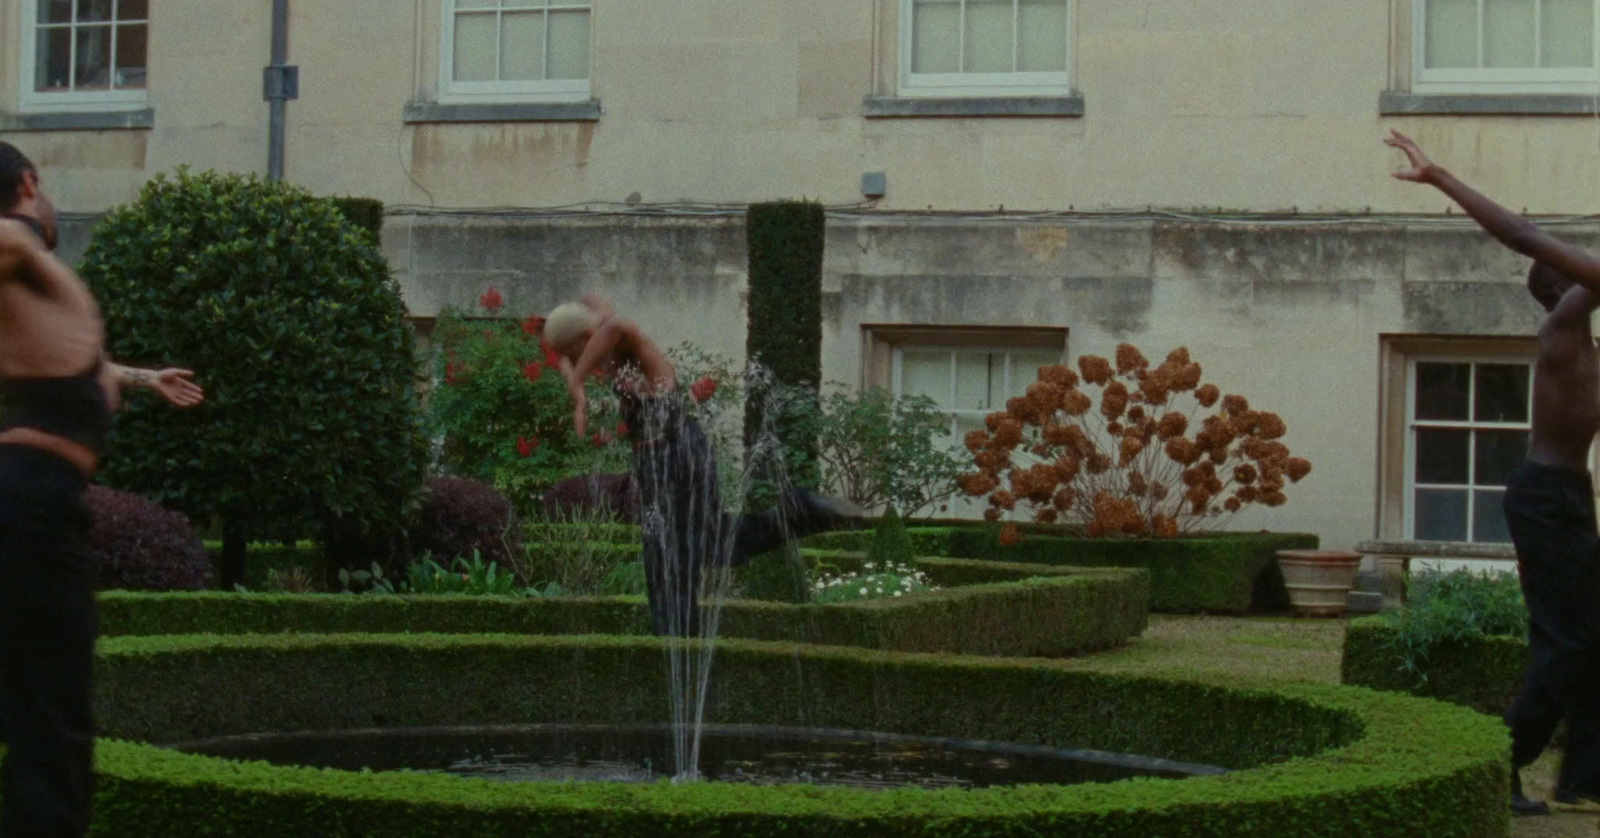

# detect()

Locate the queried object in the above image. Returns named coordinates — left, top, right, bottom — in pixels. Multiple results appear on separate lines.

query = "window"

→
left=1405, top=359, right=1532, bottom=543
left=900, top=0, right=1072, bottom=97
left=1415, top=0, right=1600, bottom=93
left=893, top=345, right=1064, bottom=442
left=441, top=0, right=591, bottom=104
left=21, top=0, right=148, bottom=111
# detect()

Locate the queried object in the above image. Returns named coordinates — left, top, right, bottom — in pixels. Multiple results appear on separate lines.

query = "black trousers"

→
left=1503, top=460, right=1600, bottom=796
left=0, top=446, right=96, bottom=838
left=632, top=416, right=797, bottom=638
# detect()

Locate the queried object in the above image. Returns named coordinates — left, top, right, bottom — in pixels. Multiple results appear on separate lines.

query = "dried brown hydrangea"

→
left=1196, top=384, right=1221, bottom=408
left=1062, top=389, right=1093, bottom=416
left=1286, top=457, right=1312, bottom=483
left=1053, top=486, right=1077, bottom=512
left=1054, top=455, right=1080, bottom=483
left=1102, top=381, right=1130, bottom=421
left=992, top=417, right=1025, bottom=448
left=1116, top=344, right=1149, bottom=375
left=1158, top=413, right=1188, bottom=440
left=1255, top=411, right=1287, bottom=441
left=1224, top=498, right=1243, bottom=513
left=1039, top=364, right=1079, bottom=389
left=1166, top=437, right=1201, bottom=466
left=1153, top=514, right=1180, bottom=538
left=958, top=472, right=1000, bottom=497
left=1128, top=471, right=1149, bottom=497
left=965, top=429, right=992, bottom=453
left=1222, top=394, right=1250, bottom=416
left=1234, top=464, right=1259, bottom=484
left=1120, top=436, right=1145, bottom=466
left=1079, top=355, right=1114, bottom=386
left=1087, top=452, right=1113, bottom=474
left=999, top=523, right=1022, bottom=547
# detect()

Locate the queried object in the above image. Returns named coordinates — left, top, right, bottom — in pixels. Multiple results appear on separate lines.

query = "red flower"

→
left=523, top=362, right=543, bottom=383
left=543, top=346, right=563, bottom=370
left=617, top=421, right=629, bottom=438
left=479, top=287, right=504, bottom=314
left=444, top=360, right=463, bottom=386
left=522, top=315, right=545, bottom=336
left=516, top=436, right=537, bottom=458
left=592, top=431, right=614, bottom=447
left=690, top=377, right=717, bottom=403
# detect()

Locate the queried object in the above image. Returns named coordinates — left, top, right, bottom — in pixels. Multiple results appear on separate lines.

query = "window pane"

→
left=455, top=0, right=499, bottom=8
left=1473, top=489, right=1512, bottom=542
left=1416, top=363, right=1471, bottom=420
left=903, top=351, right=952, bottom=405
left=912, top=0, right=961, bottom=73
left=38, top=0, right=72, bottom=24
left=965, top=0, right=1015, bottom=73
left=1474, top=429, right=1528, bottom=486
left=500, top=11, right=545, bottom=81
left=453, top=12, right=497, bottom=82
left=76, top=0, right=112, bottom=22
left=74, top=25, right=112, bottom=90
left=547, top=9, right=590, bottom=80
left=1415, top=488, right=1469, bottom=541
left=1426, top=0, right=1482, bottom=67
left=1416, top=427, right=1471, bottom=484
left=504, top=0, right=548, bottom=7
left=1474, top=363, right=1530, bottom=422
left=1485, top=0, right=1538, bottom=67
left=1009, top=351, right=1061, bottom=398
left=954, top=354, right=991, bottom=411
left=118, top=0, right=148, bottom=20
left=987, top=355, right=1008, bottom=407
left=114, top=23, right=146, bottom=88
left=35, top=26, right=72, bottom=91
left=1018, top=0, right=1068, bottom=72
left=1543, top=0, right=1595, bottom=66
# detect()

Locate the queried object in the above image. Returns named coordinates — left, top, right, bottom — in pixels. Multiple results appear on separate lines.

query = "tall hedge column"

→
left=745, top=201, right=825, bottom=488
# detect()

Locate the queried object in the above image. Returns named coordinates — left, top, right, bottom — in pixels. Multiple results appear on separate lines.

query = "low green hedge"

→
left=805, top=527, right=1319, bottom=614
left=97, top=562, right=1148, bottom=657
left=61, top=634, right=1507, bottom=837
left=1342, top=616, right=1527, bottom=715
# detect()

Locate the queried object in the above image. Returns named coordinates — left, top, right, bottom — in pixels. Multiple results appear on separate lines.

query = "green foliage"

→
left=1381, top=568, right=1526, bottom=675
left=810, top=561, right=937, bottom=604
left=337, top=562, right=397, bottom=595
left=867, top=506, right=915, bottom=566
left=815, top=387, right=965, bottom=517
left=806, top=525, right=1318, bottom=613
left=82, top=169, right=427, bottom=582
left=79, top=634, right=1507, bottom=837
left=406, top=552, right=519, bottom=596
left=599, top=560, right=648, bottom=596
left=427, top=305, right=629, bottom=510
left=328, top=196, right=384, bottom=243
left=518, top=506, right=642, bottom=592
left=745, top=201, right=825, bottom=487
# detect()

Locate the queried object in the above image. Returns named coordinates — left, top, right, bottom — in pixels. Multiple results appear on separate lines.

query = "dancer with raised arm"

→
left=1387, top=129, right=1600, bottom=816
left=543, top=294, right=860, bottom=638
left=0, top=142, right=204, bottom=838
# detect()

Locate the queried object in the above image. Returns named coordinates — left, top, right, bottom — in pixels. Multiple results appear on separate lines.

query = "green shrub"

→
left=82, top=169, right=428, bottom=588
left=814, top=387, right=965, bottom=517
left=412, top=476, right=523, bottom=575
left=745, top=200, right=825, bottom=488
left=519, top=506, right=641, bottom=593
left=329, top=196, right=383, bottom=242
left=1343, top=617, right=1526, bottom=716
left=866, top=506, right=914, bottom=566
left=1379, top=568, right=1526, bottom=677
left=71, top=634, right=1508, bottom=837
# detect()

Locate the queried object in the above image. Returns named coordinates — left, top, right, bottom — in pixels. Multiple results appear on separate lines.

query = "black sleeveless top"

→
left=0, top=214, right=113, bottom=454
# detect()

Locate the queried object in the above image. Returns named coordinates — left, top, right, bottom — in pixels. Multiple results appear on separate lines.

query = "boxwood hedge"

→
left=48, top=634, right=1510, bottom=837
left=1341, top=616, right=1527, bottom=715
left=98, top=561, right=1148, bottom=657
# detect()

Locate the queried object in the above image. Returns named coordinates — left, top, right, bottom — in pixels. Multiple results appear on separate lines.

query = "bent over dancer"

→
left=0, top=142, right=204, bottom=838
left=544, top=294, right=860, bottom=638
left=1389, top=130, right=1600, bottom=815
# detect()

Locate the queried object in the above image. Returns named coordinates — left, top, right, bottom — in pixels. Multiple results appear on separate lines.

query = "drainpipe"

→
left=264, top=0, right=298, bottom=181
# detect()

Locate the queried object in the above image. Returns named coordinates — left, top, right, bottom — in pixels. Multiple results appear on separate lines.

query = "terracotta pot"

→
left=1276, top=549, right=1363, bottom=618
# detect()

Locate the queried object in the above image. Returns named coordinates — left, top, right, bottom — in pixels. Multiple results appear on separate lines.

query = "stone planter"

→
left=1276, top=550, right=1363, bottom=618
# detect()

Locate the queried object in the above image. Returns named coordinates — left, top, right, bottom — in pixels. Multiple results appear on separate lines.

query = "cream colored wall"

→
left=6, top=0, right=1600, bottom=215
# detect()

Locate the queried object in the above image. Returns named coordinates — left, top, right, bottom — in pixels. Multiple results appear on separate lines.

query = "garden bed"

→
left=1341, top=616, right=1526, bottom=715
left=65, top=633, right=1509, bottom=837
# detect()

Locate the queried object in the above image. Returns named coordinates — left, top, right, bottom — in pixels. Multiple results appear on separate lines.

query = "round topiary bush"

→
left=413, top=476, right=523, bottom=569
left=80, top=169, right=429, bottom=589
left=85, top=486, right=213, bottom=592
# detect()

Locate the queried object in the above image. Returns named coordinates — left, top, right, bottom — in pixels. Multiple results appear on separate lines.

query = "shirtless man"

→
left=0, top=142, right=203, bottom=838
left=1388, top=130, right=1600, bottom=815
left=543, top=294, right=860, bottom=638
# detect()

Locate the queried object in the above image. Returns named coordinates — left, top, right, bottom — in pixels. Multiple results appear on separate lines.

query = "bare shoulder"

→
left=1538, top=291, right=1599, bottom=360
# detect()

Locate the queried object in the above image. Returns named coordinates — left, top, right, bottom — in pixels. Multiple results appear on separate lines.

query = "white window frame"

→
left=1412, top=0, right=1600, bottom=94
left=18, top=0, right=149, bottom=113
left=890, top=344, right=1064, bottom=440
left=898, top=0, right=1073, bottom=98
left=1402, top=356, right=1533, bottom=544
left=439, top=0, right=593, bottom=105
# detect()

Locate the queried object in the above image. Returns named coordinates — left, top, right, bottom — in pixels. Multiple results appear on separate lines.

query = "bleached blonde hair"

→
left=543, top=301, right=601, bottom=350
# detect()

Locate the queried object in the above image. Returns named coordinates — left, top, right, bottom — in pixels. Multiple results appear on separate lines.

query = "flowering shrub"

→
left=811, top=560, right=938, bottom=604
left=427, top=291, right=630, bottom=510
left=959, top=344, right=1311, bottom=540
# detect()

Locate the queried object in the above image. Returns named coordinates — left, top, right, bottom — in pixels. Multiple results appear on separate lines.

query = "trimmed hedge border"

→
left=65, top=634, right=1508, bottom=837
left=805, top=527, right=1320, bottom=614
left=1341, top=616, right=1527, bottom=715
left=98, top=561, right=1148, bottom=658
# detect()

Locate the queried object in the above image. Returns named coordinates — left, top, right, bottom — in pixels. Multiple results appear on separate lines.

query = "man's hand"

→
left=1386, top=130, right=1438, bottom=184
left=152, top=368, right=205, bottom=408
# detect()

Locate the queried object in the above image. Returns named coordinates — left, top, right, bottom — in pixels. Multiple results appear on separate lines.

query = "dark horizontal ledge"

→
left=403, top=100, right=602, bottom=124
left=1380, top=91, right=1600, bottom=116
left=0, top=108, right=153, bottom=132
left=863, top=95, right=1084, bottom=119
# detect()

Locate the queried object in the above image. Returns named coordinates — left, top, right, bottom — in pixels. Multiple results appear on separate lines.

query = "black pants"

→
left=1503, top=460, right=1600, bottom=796
left=0, top=446, right=96, bottom=838
left=632, top=416, right=806, bottom=638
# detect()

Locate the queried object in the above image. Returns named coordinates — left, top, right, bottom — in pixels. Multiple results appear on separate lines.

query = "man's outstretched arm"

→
left=1386, top=130, right=1600, bottom=296
left=106, top=362, right=205, bottom=408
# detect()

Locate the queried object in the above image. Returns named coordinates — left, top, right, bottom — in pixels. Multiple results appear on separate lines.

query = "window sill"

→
left=0, top=108, right=153, bottom=132
left=862, top=95, right=1084, bottom=119
left=403, top=100, right=602, bottom=124
left=1380, top=90, right=1599, bottom=115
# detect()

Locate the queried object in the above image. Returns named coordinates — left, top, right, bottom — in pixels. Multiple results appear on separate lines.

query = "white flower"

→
left=859, top=587, right=868, bottom=595
left=894, top=591, right=903, bottom=597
